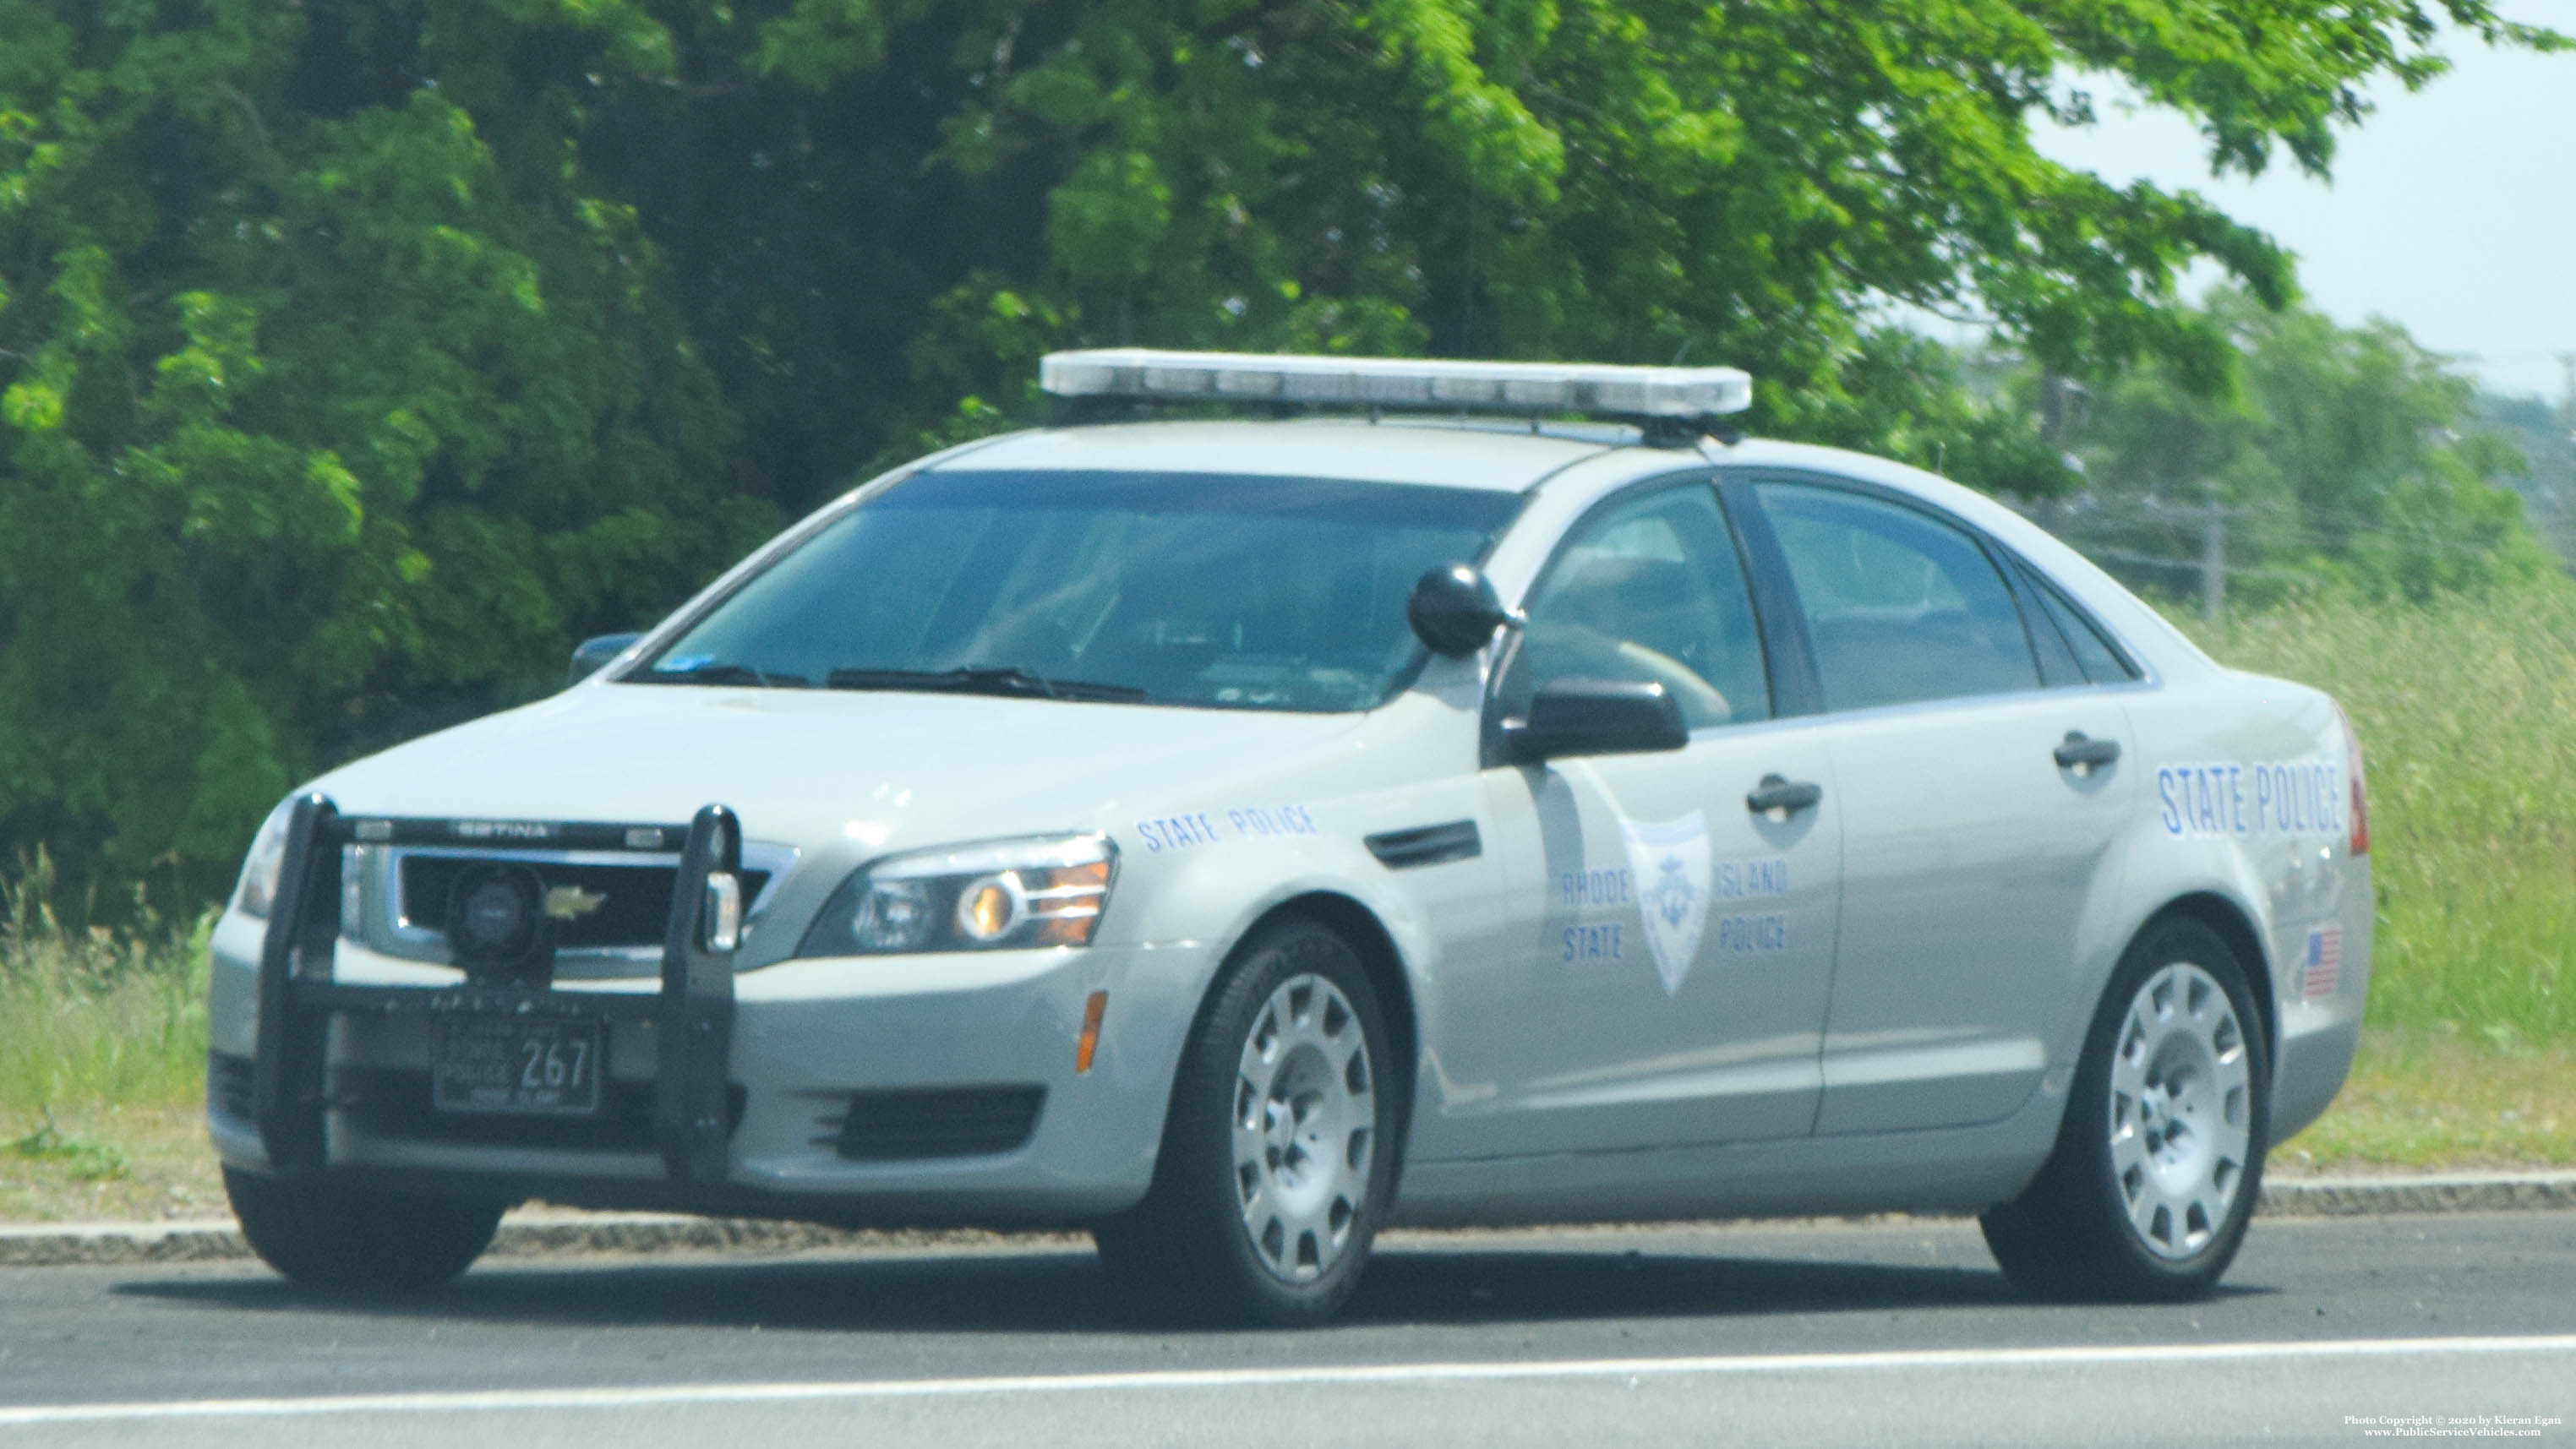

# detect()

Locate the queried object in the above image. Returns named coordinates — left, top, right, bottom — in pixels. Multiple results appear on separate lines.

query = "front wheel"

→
left=1094, top=915, right=1400, bottom=1326
left=225, top=1167, right=505, bottom=1294
left=1982, top=915, right=2270, bottom=1301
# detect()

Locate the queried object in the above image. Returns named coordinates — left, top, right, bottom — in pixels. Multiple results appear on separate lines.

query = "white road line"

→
left=4, top=1335, right=2573, bottom=1427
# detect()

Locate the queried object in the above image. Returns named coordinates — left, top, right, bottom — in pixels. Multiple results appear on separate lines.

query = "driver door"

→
left=1435, top=479, right=1842, bottom=1160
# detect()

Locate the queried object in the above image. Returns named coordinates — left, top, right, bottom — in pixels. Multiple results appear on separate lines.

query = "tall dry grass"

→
left=0, top=853, right=210, bottom=1119
left=2189, top=580, right=2576, bottom=1040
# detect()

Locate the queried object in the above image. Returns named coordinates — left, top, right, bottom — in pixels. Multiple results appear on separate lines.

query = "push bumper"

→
left=234, top=795, right=745, bottom=1187
left=210, top=797, right=1194, bottom=1226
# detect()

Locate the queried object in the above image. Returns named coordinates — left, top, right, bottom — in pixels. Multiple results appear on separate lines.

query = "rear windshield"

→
left=636, top=469, right=1522, bottom=713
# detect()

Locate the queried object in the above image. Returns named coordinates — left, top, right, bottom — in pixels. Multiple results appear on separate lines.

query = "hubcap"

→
left=1232, top=973, right=1376, bottom=1283
left=2108, top=961, right=2253, bottom=1260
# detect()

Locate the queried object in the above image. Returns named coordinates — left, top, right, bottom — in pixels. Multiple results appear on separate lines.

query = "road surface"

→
left=2, top=1212, right=2570, bottom=1446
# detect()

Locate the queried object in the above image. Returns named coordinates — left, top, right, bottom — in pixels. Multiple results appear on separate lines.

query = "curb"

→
left=2258, top=1169, right=2576, bottom=1217
left=3, top=1173, right=2570, bottom=1270
left=0, top=1212, right=1073, bottom=1269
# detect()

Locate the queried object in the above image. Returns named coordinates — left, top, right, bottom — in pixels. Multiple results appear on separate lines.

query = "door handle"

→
left=2054, top=731, right=2122, bottom=771
left=1746, top=774, right=1824, bottom=818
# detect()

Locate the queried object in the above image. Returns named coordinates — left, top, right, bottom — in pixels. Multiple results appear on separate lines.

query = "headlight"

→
left=232, top=798, right=298, bottom=919
left=798, top=834, right=1116, bottom=956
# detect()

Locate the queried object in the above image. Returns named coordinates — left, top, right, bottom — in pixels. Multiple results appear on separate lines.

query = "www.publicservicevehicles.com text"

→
left=2349, top=1415, right=2562, bottom=1438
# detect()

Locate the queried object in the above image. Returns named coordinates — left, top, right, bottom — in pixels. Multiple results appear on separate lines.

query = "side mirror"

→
left=1409, top=564, right=1517, bottom=657
left=1507, top=678, right=1689, bottom=762
left=567, top=632, right=645, bottom=687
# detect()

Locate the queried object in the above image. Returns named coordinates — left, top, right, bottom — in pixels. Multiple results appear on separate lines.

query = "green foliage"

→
left=2475, top=391, right=2576, bottom=565
left=2061, top=290, right=2557, bottom=605
left=0, top=0, right=2562, bottom=904
left=0, top=1, right=777, bottom=901
left=1816, top=330, right=2078, bottom=498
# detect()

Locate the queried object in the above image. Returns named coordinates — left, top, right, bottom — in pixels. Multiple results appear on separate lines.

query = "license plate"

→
left=430, top=1018, right=603, bottom=1116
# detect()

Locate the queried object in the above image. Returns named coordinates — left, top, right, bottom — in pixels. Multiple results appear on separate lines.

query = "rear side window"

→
left=2028, top=574, right=2142, bottom=684
left=1755, top=482, right=2039, bottom=712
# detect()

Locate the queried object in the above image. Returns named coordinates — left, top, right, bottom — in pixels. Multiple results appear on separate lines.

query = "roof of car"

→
left=927, top=418, right=1629, bottom=493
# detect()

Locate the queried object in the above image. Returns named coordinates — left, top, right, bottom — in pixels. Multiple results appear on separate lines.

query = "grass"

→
left=0, top=854, right=210, bottom=1109
left=1, top=853, right=218, bottom=1219
left=2278, top=1027, right=2576, bottom=1174
left=2, top=582, right=2572, bottom=1219
left=1, top=1103, right=223, bottom=1221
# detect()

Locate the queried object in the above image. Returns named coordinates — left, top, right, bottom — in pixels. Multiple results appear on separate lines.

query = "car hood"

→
left=309, top=683, right=1371, bottom=852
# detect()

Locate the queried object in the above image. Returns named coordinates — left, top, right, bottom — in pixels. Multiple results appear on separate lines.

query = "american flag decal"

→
left=2302, top=925, right=2343, bottom=999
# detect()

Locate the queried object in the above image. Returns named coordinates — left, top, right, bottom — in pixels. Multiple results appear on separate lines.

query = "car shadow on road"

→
left=106, top=1235, right=2142, bottom=1334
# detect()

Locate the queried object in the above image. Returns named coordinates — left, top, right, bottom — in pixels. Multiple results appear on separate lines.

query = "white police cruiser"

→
left=207, top=350, right=2371, bottom=1322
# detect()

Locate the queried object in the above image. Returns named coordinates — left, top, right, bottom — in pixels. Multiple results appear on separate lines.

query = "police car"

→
left=207, top=350, right=2371, bottom=1323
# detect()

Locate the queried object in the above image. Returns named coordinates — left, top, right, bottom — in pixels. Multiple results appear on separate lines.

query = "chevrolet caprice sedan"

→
left=208, top=351, right=2371, bottom=1323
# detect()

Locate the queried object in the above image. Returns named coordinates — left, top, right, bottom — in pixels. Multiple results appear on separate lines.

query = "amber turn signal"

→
left=1074, top=990, right=1109, bottom=1074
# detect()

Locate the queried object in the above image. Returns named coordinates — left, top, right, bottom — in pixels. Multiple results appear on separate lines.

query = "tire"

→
left=224, top=1166, right=505, bottom=1294
left=1982, top=915, right=2270, bottom=1302
left=1094, top=914, right=1400, bottom=1326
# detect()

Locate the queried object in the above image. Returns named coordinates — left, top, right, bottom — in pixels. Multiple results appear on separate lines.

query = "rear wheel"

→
left=1094, top=914, right=1399, bottom=1326
left=1982, top=915, right=2269, bottom=1301
left=225, top=1167, right=505, bottom=1294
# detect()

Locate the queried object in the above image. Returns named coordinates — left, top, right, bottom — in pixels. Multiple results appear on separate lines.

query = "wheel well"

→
left=1266, top=892, right=1419, bottom=1100
left=2153, top=892, right=2279, bottom=1061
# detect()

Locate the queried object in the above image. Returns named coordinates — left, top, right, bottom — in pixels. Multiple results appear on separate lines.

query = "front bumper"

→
left=207, top=797, right=1202, bottom=1227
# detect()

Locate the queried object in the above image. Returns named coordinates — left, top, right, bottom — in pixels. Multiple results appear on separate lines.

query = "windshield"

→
left=636, top=469, right=1523, bottom=712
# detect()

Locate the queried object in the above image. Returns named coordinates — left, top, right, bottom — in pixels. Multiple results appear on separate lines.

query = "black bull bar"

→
left=248, top=794, right=745, bottom=1183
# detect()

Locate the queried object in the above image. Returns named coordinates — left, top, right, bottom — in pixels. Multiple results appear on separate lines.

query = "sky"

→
left=2027, top=15, right=2574, bottom=401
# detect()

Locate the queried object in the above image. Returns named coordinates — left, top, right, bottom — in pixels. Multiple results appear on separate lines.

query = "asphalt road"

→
left=2, top=1213, right=2572, bottom=1447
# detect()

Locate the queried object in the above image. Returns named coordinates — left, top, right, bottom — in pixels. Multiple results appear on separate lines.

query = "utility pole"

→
left=2201, top=492, right=2227, bottom=623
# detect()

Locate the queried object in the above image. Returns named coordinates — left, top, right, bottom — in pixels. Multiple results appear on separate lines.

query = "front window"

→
left=637, top=469, right=1523, bottom=713
left=1499, top=482, right=1772, bottom=729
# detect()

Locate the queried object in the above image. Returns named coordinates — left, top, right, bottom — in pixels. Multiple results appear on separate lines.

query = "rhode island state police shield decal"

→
left=1618, top=810, right=1711, bottom=996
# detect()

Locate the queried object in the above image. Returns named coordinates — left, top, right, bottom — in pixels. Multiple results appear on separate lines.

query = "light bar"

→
left=1040, top=349, right=1752, bottom=422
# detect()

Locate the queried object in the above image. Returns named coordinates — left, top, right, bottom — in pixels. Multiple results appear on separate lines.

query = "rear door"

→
left=1738, top=477, right=2142, bottom=1136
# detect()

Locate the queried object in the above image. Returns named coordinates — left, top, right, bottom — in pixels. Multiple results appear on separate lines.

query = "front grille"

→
left=336, top=1066, right=745, bottom=1153
left=821, top=1087, right=1046, bottom=1161
left=398, top=857, right=771, bottom=951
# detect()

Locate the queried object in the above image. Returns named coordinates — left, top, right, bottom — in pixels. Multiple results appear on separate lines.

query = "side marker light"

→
left=1075, top=991, right=1109, bottom=1075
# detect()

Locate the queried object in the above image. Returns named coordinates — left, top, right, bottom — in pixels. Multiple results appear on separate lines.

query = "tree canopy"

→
left=2045, top=289, right=2557, bottom=607
left=0, top=0, right=2561, bottom=902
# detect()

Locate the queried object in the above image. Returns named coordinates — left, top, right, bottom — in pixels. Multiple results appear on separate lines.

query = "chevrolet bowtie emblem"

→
left=542, top=884, right=608, bottom=921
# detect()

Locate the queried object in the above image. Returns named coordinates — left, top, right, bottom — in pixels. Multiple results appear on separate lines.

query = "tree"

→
left=0, top=2, right=774, bottom=898
left=1, top=0, right=2562, bottom=904
left=2475, top=391, right=2576, bottom=566
left=2055, top=289, right=2556, bottom=605
left=687, top=0, right=2554, bottom=462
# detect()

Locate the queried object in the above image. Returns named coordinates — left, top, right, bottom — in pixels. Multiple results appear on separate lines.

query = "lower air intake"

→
left=822, top=1087, right=1046, bottom=1162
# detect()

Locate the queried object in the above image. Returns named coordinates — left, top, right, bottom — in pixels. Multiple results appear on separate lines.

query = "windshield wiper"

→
left=637, top=662, right=809, bottom=688
left=824, top=665, right=1149, bottom=703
